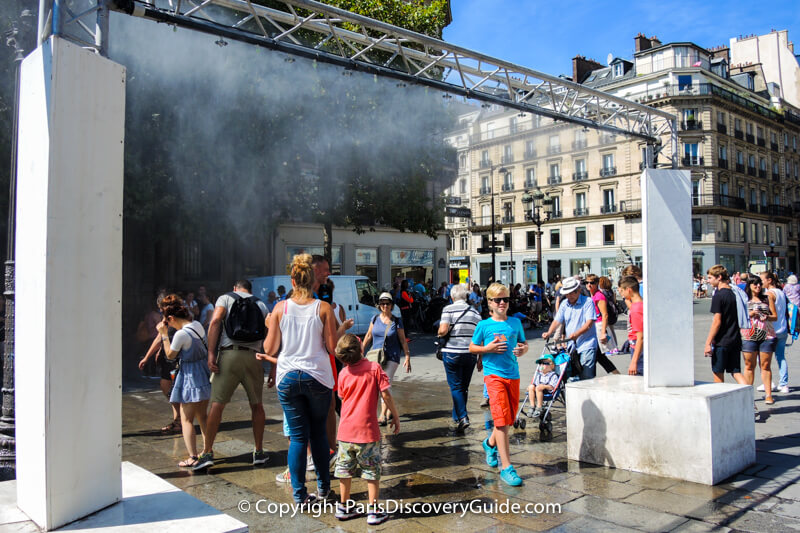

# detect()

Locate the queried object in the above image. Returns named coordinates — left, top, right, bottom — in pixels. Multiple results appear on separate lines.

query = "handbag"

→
left=366, top=347, right=387, bottom=367
left=747, top=319, right=768, bottom=342
left=436, top=306, right=472, bottom=361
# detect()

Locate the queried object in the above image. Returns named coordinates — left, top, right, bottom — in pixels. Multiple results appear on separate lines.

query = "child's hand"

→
left=486, top=337, right=507, bottom=354
left=389, top=414, right=400, bottom=434
left=343, top=318, right=355, bottom=330
left=513, top=343, right=526, bottom=357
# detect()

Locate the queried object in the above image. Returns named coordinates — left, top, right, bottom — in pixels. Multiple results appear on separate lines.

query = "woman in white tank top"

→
left=259, top=254, right=338, bottom=504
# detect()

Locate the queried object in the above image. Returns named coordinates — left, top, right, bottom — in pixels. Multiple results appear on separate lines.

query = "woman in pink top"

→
left=586, top=274, right=620, bottom=375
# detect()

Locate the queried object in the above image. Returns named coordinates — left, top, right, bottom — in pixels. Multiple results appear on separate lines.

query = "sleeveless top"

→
left=769, top=288, right=788, bottom=337
left=276, top=299, right=334, bottom=389
left=332, top=302, right=343, bottom=327
left=741, top=299, right=775, bottom=341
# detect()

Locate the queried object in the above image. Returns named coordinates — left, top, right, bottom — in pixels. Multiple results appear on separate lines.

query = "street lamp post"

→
left=522, top=188, right=553, bottom=286
left=1, top=7, right=35, bottom=481
left=489, top=166, right=508, bottom=284
left=769, top=241, right=776, bottom=273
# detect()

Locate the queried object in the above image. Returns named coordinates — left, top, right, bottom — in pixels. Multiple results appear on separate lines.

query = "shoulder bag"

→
left=436, top=305, right=472, bottom=361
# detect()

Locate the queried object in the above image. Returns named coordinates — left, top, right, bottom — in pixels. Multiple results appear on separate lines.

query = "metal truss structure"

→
left=37, top=0, right=678, bottom=164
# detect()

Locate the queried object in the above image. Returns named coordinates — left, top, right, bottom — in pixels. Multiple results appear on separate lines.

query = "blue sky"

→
left=443, top=0, right=800, bottom=78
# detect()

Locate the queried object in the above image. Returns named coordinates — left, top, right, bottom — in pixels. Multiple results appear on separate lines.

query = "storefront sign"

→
left=286, top=245, right=342, bottom=265
left=391, top=249, right=434, bottom=266
left=355, top=247, right=378, bottom=265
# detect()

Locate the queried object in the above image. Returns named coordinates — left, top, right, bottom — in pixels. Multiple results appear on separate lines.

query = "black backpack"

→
left=224, top=293, right=266, bottom=342
left=600, top=289, right=618, bottom=326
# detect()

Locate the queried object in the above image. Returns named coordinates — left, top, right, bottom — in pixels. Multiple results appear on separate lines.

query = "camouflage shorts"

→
left=334, top=441, right=382, bottom=480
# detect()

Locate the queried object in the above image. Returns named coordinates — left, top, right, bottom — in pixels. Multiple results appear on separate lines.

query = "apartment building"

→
left=444, top=31, right=800, bottom=286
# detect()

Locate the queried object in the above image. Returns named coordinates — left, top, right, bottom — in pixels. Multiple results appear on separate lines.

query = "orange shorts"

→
left=484, top=374, right=520, bottom=428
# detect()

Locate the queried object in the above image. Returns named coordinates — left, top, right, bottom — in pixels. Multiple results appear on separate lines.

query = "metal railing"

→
left=547, top=175, right=562, bottom=184
left=620, top=199, right=641, bottom=212
left=717, top=124, right=727, bottom=134
left=479, top=186, right=491, bottom=195
left=572, top=172, right=588, bottom=181
left=600, top=167, right=617, bottom=177
left=692, top=194, right=746, bottom=210
left=501, top=155, right=514, bottom=164
left=771, top=142, right=779, bottom=152
left=758, top=169, right=767, bottom=179
left=547, top=145, right=561, bottom=155
left=600, top=204, right=617, bottom=214
left=501, top=183, right=514, bottom=191
left=501, top=216, right=515, bottom=223
left=757, top=138, right=766, bottom=147
left=718, top=159, right=728, bottom=169
left=746, top=133, right=755, bottom=144
left=572, top=140, right=588, bottom=150
left=523, top=180, right=536, bottom=188
left=748, top=166, right=757, bottom=176
left=479, top=159, right=492, bottom=169
left=735, top=130, right=744, bottom=140
left=768, top=205, right=792, bottom=217
left=736, top=162, right=745, bottom=172
left=550, top=210, right=563, bottom=219
left=681, top=156, right=704, bottom=166
left=524, top=149, right=537, bottom=159
left=573, top=208, right=589, bottom=216
left=681, top=120, right=702, bottom=131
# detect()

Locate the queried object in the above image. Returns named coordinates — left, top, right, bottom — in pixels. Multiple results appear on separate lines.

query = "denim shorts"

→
left=742, top=337, right=777, bottom=354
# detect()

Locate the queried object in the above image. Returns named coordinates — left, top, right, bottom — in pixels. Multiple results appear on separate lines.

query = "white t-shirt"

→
left=215, top=291, right=268, bottom=351
left=170, top=321, right=206, bottom=352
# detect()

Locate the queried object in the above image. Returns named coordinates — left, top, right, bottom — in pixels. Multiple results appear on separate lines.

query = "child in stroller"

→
left=513, top=341, right=571, bottom=434
left=526, top=354, right=559, bottom=418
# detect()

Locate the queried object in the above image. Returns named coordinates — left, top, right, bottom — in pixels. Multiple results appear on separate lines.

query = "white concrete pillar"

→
left=641, top=169, right=694, bottom=387
left=15, top=37, right=126, bottom=530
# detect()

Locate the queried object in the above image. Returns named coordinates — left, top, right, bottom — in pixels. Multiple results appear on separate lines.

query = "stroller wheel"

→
left=545, top=420, right=553, bottom=432
left=519, top=418, right=526, bottom=430
left=513, top=419, right=519, bottom=429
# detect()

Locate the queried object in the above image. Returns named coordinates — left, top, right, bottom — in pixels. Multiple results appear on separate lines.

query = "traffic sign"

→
left=477, top=247, right=502, bottom=254
left=444, top=196, right=462, bottom=205
left=444, top=206, right=471, bottom=218
left=764, top=251, right=780, bottom=258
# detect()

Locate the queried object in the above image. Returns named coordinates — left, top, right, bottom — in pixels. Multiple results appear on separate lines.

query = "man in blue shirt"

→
left=541, top=277, right=598, bottom=380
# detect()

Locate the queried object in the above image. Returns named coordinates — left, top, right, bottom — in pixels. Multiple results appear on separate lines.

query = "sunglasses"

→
left=378, top=301, right=392, bottom=305
left=586, top=281, right=597, bottom=285
left=490, top=297, right=510, bottom=304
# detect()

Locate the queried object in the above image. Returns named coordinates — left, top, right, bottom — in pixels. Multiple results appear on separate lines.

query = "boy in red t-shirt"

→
left=618, top=276, right=644, bottom=376
left=333, top=334, right=399, bottom=525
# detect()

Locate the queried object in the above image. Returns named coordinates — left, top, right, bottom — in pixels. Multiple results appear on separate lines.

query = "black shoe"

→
left=480, top=398, right=490, bottom=408
left=457, top=417, right=470, bottom=431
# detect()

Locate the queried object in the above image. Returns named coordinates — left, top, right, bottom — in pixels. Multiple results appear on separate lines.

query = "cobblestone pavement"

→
left=121, top=299, right=800, bottom=532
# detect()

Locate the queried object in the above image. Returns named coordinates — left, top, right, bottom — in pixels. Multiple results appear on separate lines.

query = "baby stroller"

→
left=514, top=341, right=572, bottom=437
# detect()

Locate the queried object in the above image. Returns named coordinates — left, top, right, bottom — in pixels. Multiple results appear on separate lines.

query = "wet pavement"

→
left=121, top=299, right=800, bottom=532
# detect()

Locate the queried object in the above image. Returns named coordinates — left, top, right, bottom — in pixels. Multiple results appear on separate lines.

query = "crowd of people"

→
left=136, top=257, right=794, bottom=522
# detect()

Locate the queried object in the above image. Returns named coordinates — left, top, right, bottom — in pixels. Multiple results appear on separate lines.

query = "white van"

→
left=249, top=275, right=396, bottom=335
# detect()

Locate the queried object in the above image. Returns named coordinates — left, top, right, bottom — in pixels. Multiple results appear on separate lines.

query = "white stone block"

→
left=15, top=37, right=126, bottom=530
left=566, top=376, right=755, bottom=485
left=641, top=169, right=694, bottom=387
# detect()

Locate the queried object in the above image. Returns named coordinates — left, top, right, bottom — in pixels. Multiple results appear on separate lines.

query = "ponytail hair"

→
left=159, top=294, right=192, bottom=320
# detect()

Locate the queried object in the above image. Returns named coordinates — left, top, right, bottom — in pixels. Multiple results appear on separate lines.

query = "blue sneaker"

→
left=500, top=465, right=523, bottom=486
left=482, top=438, right=498, bottom=467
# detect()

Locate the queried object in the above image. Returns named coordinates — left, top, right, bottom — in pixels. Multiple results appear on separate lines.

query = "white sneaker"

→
left=757, top=382, right=775, bottom=392
left=306, top=455, right=315, bottom=472
left=779, top=385, right=790, bottom=394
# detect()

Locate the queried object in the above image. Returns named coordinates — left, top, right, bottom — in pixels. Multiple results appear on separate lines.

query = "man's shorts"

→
left=711, top=345, right=742, bottom=375
left=334, top=441, right=382, bottom=480
left=484, top=374, right=520, bottom=428
left=210, top=347, right=264, bottom=404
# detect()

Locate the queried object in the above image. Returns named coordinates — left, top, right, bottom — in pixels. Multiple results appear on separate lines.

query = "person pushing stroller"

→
left=541, top=277, right=598, bottom=380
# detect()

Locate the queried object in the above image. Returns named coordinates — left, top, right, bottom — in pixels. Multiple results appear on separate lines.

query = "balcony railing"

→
left=718, top=159, right=728, bottom=169
left=524, top=149, right=537, bottom=159
left=547, top=145, right=561, bottom=155
left=547, top=175, right=562, bottom=184
left=479, top=186, right=491, bottom=195
left=501, top=155, right=514, bottom=164
left=717, top=123, right=727, bottom=134
left=550, top=210, right=563, bottom=219
left=523, top=180, right=535, bottom=188
left=501, top=216, right=515, bottom=224
left=736, top=162, right=745, bottom=172
left=748, top=166, right=757, bottom=176
left=746, top=133, right=755, bottom=144
left=572, top=172, right=588, bottom=182
left=501, top=183, right=514, bottom=191
left=768, top=205, right=793, bottom=218
left=771, top=142, right=779, bottom=152
left=757, top=138, right=766, bottom=147
left=601, top=204, right=617, bottom=214
left=599, top=134, right=616, bottom=144
left=747, top=204, right=768, bottom=215
left=471, top=216, right=499, bottom=227
left=692, top=194, right=746, bottom=210
left=682, top=156, right=704, bottom=166
left=758, top=169, right=767, bottom=179
left=573, top=208, right=589, bottom=216
left=620, top=199, right=641, bottom=213
left=734, top=130, right=744, bottom=139
left=682, top=120, right=702, bottom=131
left=479, top=159, right=492, bottom=169
left=572, top=140, right=588, bottom=150
left=600, top=167, right=617, bottom=177
left=773, top=172, right=780, bottom=182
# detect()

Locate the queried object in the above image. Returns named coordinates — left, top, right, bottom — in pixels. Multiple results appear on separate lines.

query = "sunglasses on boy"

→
left=490, top=297, right=510, bottom=304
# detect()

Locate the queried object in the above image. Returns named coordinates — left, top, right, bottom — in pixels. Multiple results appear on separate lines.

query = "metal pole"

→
left=536, top=217, right=543, bottom=286
left=0, top=9, right=33, bottom=480
left=490, top=167, right=496, bottom=284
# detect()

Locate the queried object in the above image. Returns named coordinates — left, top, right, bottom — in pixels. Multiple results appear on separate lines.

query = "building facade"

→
left=444, top=32, right=800, bottom=286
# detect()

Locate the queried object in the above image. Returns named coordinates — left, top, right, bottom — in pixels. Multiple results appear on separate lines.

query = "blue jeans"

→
left=774, top=334, right=789, bottom=388
left=277, top=370, right=332, bottom=502
left=578, top=348, right=598, bottom=380
left=442, top=352, right=477, bottom=421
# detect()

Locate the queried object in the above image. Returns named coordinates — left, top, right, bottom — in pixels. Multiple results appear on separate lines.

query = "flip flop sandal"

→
left=764, top=398, right=776, bottom=405
left=378, top=417, right=388, bottom=427
left=161, top=420, right=181, bottom=433
left=178, top=456, right=199, bottom=468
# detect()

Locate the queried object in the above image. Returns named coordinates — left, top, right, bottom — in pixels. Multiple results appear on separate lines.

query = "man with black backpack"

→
left=194, top=279, right=269, bottom=470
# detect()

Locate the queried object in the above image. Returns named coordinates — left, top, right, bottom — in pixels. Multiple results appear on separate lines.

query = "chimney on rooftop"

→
left=649, top=36, right=662, bottom=48
left=572, top=55, right=604, bottom=84
left=635, top=33, right=651, bottom=52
